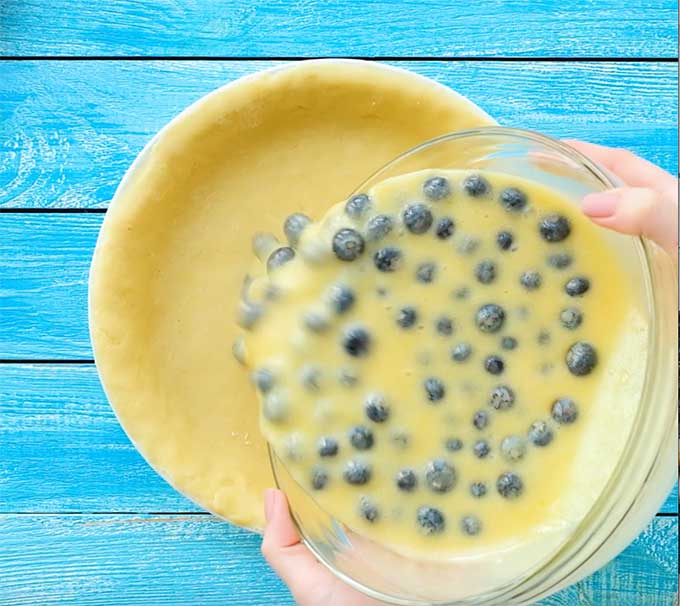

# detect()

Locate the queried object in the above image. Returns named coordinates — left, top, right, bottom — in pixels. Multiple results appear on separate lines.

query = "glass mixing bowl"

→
left=269, top=127, right=677, bottom=605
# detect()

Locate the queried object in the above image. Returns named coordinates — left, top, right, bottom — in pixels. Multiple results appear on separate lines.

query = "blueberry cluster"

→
left=246, top=173, right=601, bottom=541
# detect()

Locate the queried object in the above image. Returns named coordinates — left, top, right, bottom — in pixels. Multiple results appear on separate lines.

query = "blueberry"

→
left=283, top=213, right=312, bottom=245
left=501, top=336, right=518, bottom=350
left=473, top=410, right=489, bottom=430
left=560, top=308, right=583, bottom=330
left=342, top=326, right=371, bottom=358
left=565, top=277, right=590, bottom=297
left=500, top=435, right=527, bottom=461
left=548, top=253, right=573, bottom=269
left=496, top=230, right=514, bottom=251
left=327, top=284, right=355, bottom=315
left=539, top=214, right=571, bottom=242
left=397, top=306, right=418, bottom=329
left=303, top=311, right=329, bottom=333
left=489, top=385, right=515, bottom=410
left=311, top=467, right=329, bottom=490
left=475, top=260, right=497, bottom=284
left=332, top=228, right=365, bottom=261
left=232, top=337, right=246, bottom=364
left=345, top=193, right=372, bottom=218
left=283, top=433, right=304, bottom=461
left=252, top=368, right=274, bottom=393
left=403, top=203, right=433, bottom=234
left=318, top=437, right=339, bottom=457
left=417, top=506, right=445, bottom=535
left=424, top=377, right=446, bottom=402
left=566, top=341, right=598, bottom=376
left=497, top=472, right=523, bottom=499
left=365, top=393, right=390, bottom=423
left=416, top=262, right=437, bottom=283
left=436, top=316, right=454, bottom=336
left=453, top=287, right=470, bottom=300
left=390, top=430, right=410, bottom=450
left=484, top=355, right=505, bottom=375
left=423, top=176, right=451, bottom=201
left=344, top=460, right=371, bottom=485
left=366, top=214, right=394, bottom=241
left=460, top=515, right=482, bottom=536
left=445, top=437, right=463, bottom=452
left=476, top=304, right=506, bottom=333
left=551, top=398, right=579, bottom=424
left=349, top=425, right=374, bottom=450
left=520, top=271, right=542, bottom=290
left=500, top=187, right=527, bottom=212
left=264, top=284, right=281, bottom=301
left=473, top=440, right=491, bottom=459
left=374, top=247, right=403, bottom=272
left=435, top=217, right=455, bottom=239
left=300, top=365, right=321, bottom=391
left=470, top=482, right=488, bottom=498
left=463, top=174, right=490, bottom=197
left=338, top=367, right=359, bottom=387
left=537, top=330, right=551, bottom=345
left=457, top=235, right=480, bottom=255
left=262, top=393, right=288, bottom=423
left=395, top=468, right=418, bottom=492
left=358, top=496, right=379, bottom=522
left=451, top=342, right=473, bottom=362
left=528, top=420, right=554, bottom=446
left=425, top=459, right=456, bottom=493
left=267, top=246, right=296, bottom=271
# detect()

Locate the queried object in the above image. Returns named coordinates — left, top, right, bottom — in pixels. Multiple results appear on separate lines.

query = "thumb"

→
left=261, top=489, right=324, bottom=598
left=582, top=187, right=678, bottom=257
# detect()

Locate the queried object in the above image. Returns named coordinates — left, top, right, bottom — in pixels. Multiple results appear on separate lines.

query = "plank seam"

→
left=0, top=56, right=678, bottom=62
left=0, top=359, right=96, bottom=364
left=0, top=512, right=674, bottom=517
left=0, top=208, right=107, bottom=214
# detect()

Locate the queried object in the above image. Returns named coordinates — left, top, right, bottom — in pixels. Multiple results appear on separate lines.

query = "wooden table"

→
left=1, top=2, right=677, bottom=604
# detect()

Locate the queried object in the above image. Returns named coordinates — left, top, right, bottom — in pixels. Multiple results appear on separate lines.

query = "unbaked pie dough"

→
left=89, top=60, right=495, bottom=529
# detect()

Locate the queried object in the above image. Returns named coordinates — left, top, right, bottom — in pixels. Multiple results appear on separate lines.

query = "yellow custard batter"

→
left=240, top=168, right=635, bottom=557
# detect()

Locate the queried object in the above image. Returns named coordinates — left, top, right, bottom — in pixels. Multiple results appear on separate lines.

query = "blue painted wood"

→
left=0, top=364, right=199, bottom=513
left=0, top=215, right=98, bottom=358
left=0, top=0, right=677, bottom=58
left=0, top=61, right=677, bottom=210
left=2, top=364, right=676, bottom=515
left=1, top=514, right=676, bottom=606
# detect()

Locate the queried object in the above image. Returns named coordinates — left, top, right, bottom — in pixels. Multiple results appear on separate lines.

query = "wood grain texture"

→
left=0, top=0, right=677, bottom=58
left=0, top=61, right=677, bottom=209
left=0, top=364, right=198, bottom=512
left=1, top=514, right=676, bottom=606
left=1, top=215, right=98, bottom=358
left=1, top=364, right=677, bottom=515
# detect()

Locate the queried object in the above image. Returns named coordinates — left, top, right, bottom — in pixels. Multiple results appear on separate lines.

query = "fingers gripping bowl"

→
left=240, top=129, right=677, bottom=604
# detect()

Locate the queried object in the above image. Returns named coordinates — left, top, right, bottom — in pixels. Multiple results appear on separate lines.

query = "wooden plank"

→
left=1, top=364, right=676, bottom=515
left=0, top=364, right=199, bottom=512
left=1, top=215, right=100, bottom=358
left=0, top=0, right=677, bottom=58
left=0, top=514, right=676, bottom=606
left=0, top=60, right=677, bottom=209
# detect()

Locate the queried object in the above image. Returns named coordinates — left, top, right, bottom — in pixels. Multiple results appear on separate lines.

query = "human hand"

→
left=262, top=488, right=386, bottom=606
left=564, top=140, right=678, bottom=257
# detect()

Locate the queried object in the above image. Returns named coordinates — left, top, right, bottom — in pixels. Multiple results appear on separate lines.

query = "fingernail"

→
left=264, top=489, right=277, bottom=523
left=582, top=192, right=619, bottom=218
